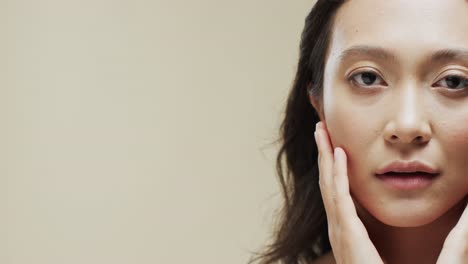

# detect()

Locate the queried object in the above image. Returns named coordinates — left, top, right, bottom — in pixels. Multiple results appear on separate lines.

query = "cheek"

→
left=325, top=99, right=373, bottom=153
left=330, top=119, right=369, bottom=152
left=443, top=120, right=468, bottom=187
left=325, top=109, right=373, bottom=178
left=448, top=122, right=468, bottom=147
left=323, top=85, right=378, bottom=154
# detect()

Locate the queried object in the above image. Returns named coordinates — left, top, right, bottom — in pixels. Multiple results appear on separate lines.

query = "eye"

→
left=349, top=71, right=386, bottom=88
left=433, top=75, right=468, bottom=91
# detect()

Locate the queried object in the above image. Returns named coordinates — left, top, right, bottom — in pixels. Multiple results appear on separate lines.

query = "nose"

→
left=383, top=84, right=432, bottom=146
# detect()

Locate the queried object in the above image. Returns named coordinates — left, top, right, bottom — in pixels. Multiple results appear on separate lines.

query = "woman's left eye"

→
left=349, top=71, right=386, bottom=88
left=433, top=75, right=468, bottom=90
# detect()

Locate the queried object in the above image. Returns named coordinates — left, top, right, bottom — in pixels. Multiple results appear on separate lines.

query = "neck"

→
left=355, top=197, right=467, bottom=264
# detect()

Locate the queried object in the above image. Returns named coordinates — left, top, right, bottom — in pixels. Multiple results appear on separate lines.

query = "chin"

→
left=375, top=210, right=441, bottom=228
left=364, top=196, right=466, bottom=228
left=355, top=196, right=445, bottom=228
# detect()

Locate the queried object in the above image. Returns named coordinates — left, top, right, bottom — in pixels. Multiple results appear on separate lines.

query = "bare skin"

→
left=313, top=122, right=468, bottom=264
left=308, top=0, right=468, bottom=263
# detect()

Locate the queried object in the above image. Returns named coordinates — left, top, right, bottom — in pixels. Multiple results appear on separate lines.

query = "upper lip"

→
left=375, top=160, right=440, bottom=175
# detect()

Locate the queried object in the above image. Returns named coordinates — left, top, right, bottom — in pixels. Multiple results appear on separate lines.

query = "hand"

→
left=436, top=197, right=468, bottom=264
left=314, top=121, right=384, bottom=264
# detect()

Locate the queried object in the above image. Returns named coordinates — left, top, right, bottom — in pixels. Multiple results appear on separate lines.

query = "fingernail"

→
left=314, top=131, right=320, bottom=148
left=315, top=121, right=321, bottom=131
left=334, top=147, right=339, bottom=157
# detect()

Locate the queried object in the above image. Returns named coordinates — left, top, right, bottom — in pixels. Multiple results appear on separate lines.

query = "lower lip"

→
left=375, top=173, right=439, bottom=190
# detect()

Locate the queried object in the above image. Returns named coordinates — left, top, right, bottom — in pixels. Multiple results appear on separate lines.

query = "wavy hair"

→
left=249, top=1, right=345, bottom=263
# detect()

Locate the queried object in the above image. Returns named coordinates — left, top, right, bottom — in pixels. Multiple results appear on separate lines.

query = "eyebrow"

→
left=337, top=45, right=468, bottom=66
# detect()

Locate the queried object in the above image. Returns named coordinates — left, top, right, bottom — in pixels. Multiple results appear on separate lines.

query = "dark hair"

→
left=249, top=1, right=345, bottom=263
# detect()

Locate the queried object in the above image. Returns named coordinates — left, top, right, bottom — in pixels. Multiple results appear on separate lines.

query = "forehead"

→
left=326, top=0, right=468, bottom=65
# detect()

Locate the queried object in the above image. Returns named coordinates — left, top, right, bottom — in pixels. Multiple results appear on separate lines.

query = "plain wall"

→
left=4, top=0, right=317, bottom=263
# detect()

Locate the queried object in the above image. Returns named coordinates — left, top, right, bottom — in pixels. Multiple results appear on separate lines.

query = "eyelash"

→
left=348, top=71, right=468, bottom=92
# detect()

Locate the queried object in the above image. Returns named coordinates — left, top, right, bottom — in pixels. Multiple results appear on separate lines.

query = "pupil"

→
left=446, top=76, right=461, bottom=88
left=362, top=72, right=376, bottom=85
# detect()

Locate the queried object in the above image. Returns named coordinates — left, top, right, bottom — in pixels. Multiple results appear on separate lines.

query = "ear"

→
left=307, top=84, right=324, bottom=121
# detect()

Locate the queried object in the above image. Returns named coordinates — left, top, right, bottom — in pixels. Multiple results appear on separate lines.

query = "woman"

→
left=249, top=0, right=468, bottom=263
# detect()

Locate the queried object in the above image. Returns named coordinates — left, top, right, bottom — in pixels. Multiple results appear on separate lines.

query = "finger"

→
left=451, top=196, right=468, bottom=233
left=315, top=122, right=334, bottom=188
left=314, top=122, right=336, bottom=220
left=333, top=147, right=361, bottom=224
left=333, top=147, right=351, bottom=200
left=438, top=198, right=468, bottom=263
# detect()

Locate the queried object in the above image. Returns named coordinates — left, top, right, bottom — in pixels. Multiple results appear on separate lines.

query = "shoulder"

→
left=310, top=251, right=336, bottom=264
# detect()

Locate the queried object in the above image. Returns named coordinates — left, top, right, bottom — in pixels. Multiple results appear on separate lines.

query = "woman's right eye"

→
left=349, top=71, right=386, bottom=88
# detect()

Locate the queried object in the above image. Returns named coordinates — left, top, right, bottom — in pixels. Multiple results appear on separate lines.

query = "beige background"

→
left=4, top=0, right=316, bottom=263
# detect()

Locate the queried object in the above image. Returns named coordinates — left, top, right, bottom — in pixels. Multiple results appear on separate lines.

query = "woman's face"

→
left=311, top=0, right=468, bottom=227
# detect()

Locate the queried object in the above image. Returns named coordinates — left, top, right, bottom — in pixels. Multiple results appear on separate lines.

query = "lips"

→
left=375, top=160, right=440, bottom=175
left=382, top=171, right=436, bottom=175
left=376, top=172, right=439, bottom=190
left=378, top=171, right=439, bottom=178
